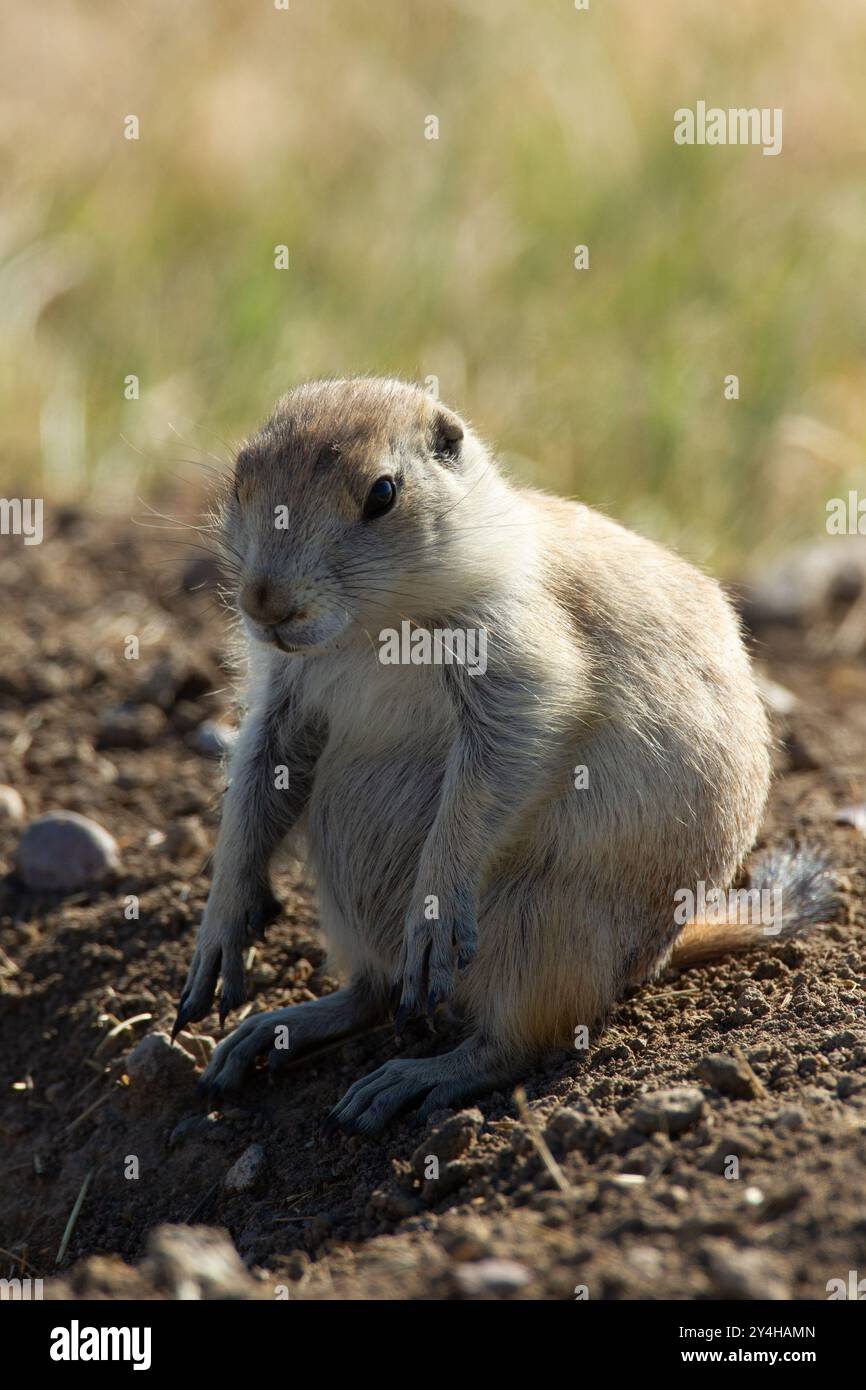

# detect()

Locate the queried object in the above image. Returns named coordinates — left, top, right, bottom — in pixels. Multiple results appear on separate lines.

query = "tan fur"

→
left=669, top=921, right=769, bottom=969
left=177, top=377, right=779, bottom=1133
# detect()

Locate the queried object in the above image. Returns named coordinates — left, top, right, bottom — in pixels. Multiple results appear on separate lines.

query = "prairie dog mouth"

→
left=247, top=611, right=352, bottom=655
left=239, top=615, right=307, bottom=653
left=239, top=591, right=354, bottom=655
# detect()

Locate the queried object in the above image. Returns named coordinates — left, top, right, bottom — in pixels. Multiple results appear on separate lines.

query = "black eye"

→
left=363, top=476, right=397, bottom=520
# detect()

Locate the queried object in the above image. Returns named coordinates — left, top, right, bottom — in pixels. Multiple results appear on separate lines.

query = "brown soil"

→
left=1, top=513, right=865, bottom=1301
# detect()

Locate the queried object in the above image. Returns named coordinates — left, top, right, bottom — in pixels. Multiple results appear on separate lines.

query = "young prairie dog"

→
left=175, top=377, right=830, bottom=1134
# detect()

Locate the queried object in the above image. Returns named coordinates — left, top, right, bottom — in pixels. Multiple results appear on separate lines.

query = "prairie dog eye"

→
left=363, top=476, right=397, bottom=520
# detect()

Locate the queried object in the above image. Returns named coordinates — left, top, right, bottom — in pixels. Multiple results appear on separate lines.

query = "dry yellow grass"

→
left=2, top=0, right=865, bottom=570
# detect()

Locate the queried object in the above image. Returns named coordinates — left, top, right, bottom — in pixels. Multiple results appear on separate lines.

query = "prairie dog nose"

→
left=239, top=579, right=304, bottom=626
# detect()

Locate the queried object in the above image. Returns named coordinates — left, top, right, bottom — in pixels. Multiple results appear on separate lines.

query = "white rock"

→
left=836, top=805, right=866, bottom=837
left=755, top=673, right=798, bottom=717
left=145, top=1224, right=257, bottom=1300
left=0, top=785, right=25, bottom=825
left=455, top=1258, right=530, bottom=1297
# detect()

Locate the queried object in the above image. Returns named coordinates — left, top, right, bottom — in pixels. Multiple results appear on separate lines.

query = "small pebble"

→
left=835, top=804, right=866, bottom=836
left=704, top=1241, right=790, bottom=1301
left=773, top=1105, right=805, bottom=1133
left=632, top=1086, right=704, bottom=1135
left=755, top=674, right=798, bottom=717
left=0, top=784, right=25, bottom=825
left=126, top=1033, right=197, bottom=1093
left=190, top=720, right=237, bottom=757
left=96, top=704, right=166, bottom=750
left=224, top=1143, right=267, bottom=1193
left=696, top=1053, right=761, bottom=1100
left=454, top=1258, right=530, bottom=1297
left=163, top=817, right=208, bottom=861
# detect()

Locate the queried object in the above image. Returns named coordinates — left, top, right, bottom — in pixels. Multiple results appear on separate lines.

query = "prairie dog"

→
left=175, top=378, right=830, bottom=1134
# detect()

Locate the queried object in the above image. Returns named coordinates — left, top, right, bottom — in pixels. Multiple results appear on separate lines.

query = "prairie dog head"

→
left=222, top=378, right=517, bottom=657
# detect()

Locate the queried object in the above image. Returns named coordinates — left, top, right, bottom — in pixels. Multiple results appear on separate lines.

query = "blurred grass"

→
left=2, top=0, right=866, bottom=572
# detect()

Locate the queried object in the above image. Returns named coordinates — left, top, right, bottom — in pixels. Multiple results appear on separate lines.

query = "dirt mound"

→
left=1, top=515, right=865, bottom=1300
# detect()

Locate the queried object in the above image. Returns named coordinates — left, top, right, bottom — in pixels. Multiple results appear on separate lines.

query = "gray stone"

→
left=190, top=720, right=237, bottom=757
left=697, top=1053, right=760, bottom=1099
left=632, top=1086, right=704, bottom=1136
left=126, top=1032, right=197, bottom=1094
left=704, top=1241, right=790, bottom=1301
left=224, top=1143, right=267, bottom=1193
left=773, top=1105, right=806, bottom=1133
left=96, top=704, right=166, bottom=749
left=163, top=817, right=208, bottom=861
left=17, top=811, right=120, bottom=890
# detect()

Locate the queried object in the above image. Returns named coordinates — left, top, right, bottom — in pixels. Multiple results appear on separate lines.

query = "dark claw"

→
left=171, top=1006, right=188, bottom=1043
left=426, top=990, right=440, bottom=1015
left=218, top=990, right=243, bottom=1029
left=394, top=1002, right=411, bottom=1036
left=418, top=940, right=432, bottom=1000
left=218, top=977, right=246, bottom=1028
left=320, top=1109, right=345, bottom=1139
left=250, top=889, right=283, bottom=942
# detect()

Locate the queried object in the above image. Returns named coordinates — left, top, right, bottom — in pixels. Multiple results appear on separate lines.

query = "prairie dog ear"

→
left=430, top=406, right=464, bottom=464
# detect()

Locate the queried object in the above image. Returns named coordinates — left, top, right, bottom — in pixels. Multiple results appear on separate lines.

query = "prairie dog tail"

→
left=669, top=847, right=837, bottom=971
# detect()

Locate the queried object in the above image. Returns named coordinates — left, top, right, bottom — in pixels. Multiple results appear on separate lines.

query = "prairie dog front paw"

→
left=396, top=885, right=478, bottom=1025
left=173, top=879, right=282, bottom=1036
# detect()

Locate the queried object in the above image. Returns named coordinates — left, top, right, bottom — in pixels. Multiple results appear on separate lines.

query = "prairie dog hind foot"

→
left=198, top=979, right=386, bottom=1099
left=322, top=1034, right=515, bottom=1137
